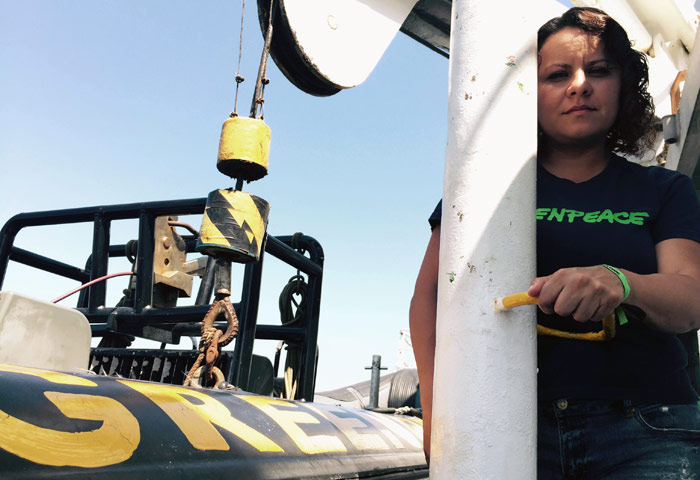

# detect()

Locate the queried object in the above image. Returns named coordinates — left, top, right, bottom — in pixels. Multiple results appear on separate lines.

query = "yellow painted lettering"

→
left=305, top=405, right=389, bottom=451
left=120, top=381, right=282, bottom=453
left=0, top=363, right=97, bottom=387
left=241, top=396, right=346, bottom=454
left=402, top=416, right=424, bottom=427
left=364, top=411, right=422, bottom=448
left=0, top=392, right=139, bottom=467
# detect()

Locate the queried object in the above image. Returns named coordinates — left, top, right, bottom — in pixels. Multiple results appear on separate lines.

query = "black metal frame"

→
left=0, top=198, right=324, bottom=400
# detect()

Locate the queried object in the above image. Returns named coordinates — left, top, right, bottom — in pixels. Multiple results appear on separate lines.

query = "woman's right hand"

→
left=527, top=265, right=625, bottom=323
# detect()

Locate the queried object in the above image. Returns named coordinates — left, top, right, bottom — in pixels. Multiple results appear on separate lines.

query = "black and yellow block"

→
left=217, top=117, right=271, bottom=181
left=196, top=189, right=270, bottom=262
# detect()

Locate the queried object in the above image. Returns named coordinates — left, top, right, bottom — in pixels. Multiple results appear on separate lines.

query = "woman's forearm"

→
left=624, top=238, right=700, bottom=334
left=624, top=271, right=700, bottom=333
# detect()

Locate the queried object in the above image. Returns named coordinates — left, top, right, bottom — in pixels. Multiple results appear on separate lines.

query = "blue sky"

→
left=1, top=1, right=698, bottom=391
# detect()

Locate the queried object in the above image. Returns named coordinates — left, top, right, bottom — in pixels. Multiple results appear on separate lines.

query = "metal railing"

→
left=0, top=198, right=324, bottom=400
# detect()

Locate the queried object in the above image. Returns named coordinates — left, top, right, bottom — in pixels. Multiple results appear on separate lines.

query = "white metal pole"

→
left=431, top=1, right=539, bottom=478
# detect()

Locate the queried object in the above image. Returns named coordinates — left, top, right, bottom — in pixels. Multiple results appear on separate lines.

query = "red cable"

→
left=51, top=272, right=134, bottom=304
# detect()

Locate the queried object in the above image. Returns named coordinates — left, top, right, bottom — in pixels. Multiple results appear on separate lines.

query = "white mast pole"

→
left=431, top=1, right=538, bottom=478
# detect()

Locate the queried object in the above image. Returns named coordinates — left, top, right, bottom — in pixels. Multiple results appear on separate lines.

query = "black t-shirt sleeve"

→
left=651, top=168, right=700, bottom=244
left=428, top=200, right=442, bottom=230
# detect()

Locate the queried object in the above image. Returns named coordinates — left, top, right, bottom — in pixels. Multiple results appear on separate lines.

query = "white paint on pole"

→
left=430, top=1, right=562, bottom=478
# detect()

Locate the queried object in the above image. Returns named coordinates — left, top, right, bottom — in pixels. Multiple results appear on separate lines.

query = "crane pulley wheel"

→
left=257, top=0, right=340, bottom=97
left=257, top=0, right=419, bottom=97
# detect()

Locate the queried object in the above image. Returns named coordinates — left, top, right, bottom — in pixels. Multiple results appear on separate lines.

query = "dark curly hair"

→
left=538, top=7, right=655, bottom=156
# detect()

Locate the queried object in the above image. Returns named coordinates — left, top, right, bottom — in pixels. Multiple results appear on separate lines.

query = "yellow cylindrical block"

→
left=196, top=189, right=270, bottom=263
left=217, top=117, right=271, bottom=181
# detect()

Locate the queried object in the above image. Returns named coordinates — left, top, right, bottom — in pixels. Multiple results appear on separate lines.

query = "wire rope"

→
left=232, top=0, right=246, bottom=117
left=51, top=272, right=134, bottom=304
left=250, top=0, right=275, bottom=118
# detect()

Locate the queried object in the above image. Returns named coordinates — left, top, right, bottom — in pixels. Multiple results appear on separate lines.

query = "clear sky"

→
left=0, top=1, right=698, bottom=391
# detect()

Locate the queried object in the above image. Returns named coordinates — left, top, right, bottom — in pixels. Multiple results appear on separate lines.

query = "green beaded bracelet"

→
left=601, top=264, right=630, bottom=302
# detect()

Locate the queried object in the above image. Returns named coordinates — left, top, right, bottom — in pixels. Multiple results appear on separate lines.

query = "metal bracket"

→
left=153, top=216, right=193, bottom=307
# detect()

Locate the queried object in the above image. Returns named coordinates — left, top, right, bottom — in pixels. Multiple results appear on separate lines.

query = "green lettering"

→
left=583, top=211, right=600, bottom=223
left=536, top=208, right=551, bottom=220
left=597, top=209, right=615, bottom=223
left=628, top=212, right=650, bottom=226
left=548, top=208, right=566, bottom=222
left=538, top=208, right=649, bottom=226
left=613, top=212, right=630, bottom=224
left=566, top=210, right=584, bottom=223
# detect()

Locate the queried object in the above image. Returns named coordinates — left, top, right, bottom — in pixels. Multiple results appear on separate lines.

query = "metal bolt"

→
left=556, top=399, right=568, bottom=410
left=162, top=236, right=172, bottom=249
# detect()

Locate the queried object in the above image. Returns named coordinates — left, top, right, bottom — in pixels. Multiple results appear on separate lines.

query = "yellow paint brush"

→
left=494, top=292, right=538, bottom=311
left=494, top=291, right=616, bottom=341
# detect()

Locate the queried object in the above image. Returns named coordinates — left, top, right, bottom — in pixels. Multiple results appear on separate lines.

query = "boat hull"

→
left=0, top=364, right=427, bottom=479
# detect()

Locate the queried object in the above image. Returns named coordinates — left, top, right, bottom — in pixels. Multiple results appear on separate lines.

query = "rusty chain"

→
left=183, top=290, right=239, bottom=389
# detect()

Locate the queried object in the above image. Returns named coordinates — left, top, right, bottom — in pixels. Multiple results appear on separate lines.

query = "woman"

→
left=410, top=7, right=700, bottom=477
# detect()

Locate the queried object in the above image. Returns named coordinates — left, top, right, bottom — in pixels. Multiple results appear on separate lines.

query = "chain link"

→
left=183, top=294, right=239, bottom=388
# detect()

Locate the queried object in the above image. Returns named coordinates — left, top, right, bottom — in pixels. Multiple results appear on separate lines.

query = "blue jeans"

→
left=538, top=399, right=700, bottom=479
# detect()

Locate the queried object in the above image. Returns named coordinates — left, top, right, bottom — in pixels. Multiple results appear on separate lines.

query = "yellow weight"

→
left=217, top=117, right=271, bottom=181
left=196, top=189, right=270, bottom=263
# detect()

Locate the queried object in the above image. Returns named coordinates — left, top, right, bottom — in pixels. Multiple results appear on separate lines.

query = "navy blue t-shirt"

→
left=429, top=155, right=700, bottom=403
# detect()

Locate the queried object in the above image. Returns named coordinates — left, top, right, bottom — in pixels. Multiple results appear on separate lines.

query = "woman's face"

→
left=537, top=27, right=621, bottom=148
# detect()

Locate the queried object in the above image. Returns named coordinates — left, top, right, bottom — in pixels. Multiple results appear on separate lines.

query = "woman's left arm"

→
left=623, top=238, right=700, bottom=333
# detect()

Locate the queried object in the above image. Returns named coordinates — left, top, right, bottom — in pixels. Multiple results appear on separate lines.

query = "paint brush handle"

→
left=494, top=292, right=617, bottom=341
left=494, top=292, right=538, bottom=311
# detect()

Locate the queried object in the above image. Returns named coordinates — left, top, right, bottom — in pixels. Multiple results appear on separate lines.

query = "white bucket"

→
left=0, top=291, right=91, bottom=372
